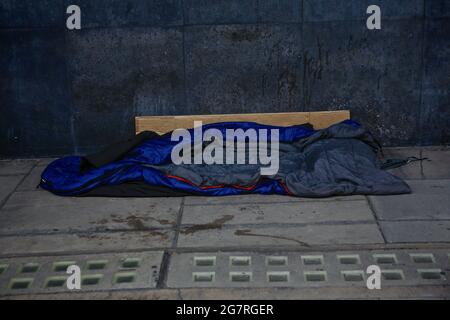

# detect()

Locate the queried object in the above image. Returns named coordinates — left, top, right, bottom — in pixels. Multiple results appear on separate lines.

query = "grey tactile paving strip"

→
left=0, top=251, right=163, bottom=296
left=166, top=249, right=450, bottom=288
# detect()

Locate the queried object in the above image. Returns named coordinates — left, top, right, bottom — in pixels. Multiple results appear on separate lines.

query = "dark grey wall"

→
left=1, top=0, right=449, bottom=157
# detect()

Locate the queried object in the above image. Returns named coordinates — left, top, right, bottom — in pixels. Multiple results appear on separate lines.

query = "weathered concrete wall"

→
left=1, top=0, right=449, bottom=157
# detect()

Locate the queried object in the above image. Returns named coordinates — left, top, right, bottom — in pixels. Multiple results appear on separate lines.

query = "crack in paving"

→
left=0, top=162, right=37, bottom=210
left=183, top=197, right=365, bottom=207
left=365, top=195, right=387, bottom=244
left=234, top=229, right=310, bottom=247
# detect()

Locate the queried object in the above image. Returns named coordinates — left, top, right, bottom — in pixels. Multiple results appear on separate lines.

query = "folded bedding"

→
left=39, top=120, right=411, bottom=197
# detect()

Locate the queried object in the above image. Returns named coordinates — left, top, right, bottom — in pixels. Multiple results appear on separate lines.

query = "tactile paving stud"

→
left=381, top=270, right=404, bottom=281
left=230, top=256, right=251, bottom=267
left=417, top=269, right=445, bottom=280
left=0, top=264, right=8, bottom=275
left=304, top=271, right=327, bottom=282
left=114, top=272, right=136, bottom=284
left=230, top=272, right=252, bottom=282
left=53, top=261, right=76, bottom=272
left=341, top=270, right=365, bottom=282
left=337, top=254, right=361, bottom=265
left=410, top=253, right=435, bottom=264
left=193, top=272, right=215, bottom=282
left=121, top=258, right=141, bottom=269
left=267, top=271, right=289, bottom=282
left=20, top=263, right=40, bottom=274
left=266, top=256, right=288, bottom=266
left=86, top=260, right=108, bottom=271
left=194, top=256, right=216, bottom=267
left=9, top=278, right=33, bottom=290
left=45, top=277, right=67, bottom=288
left=81, top=274, right=103, bottom=286
left=373, top=254, right=397, bottom=264
left=301, top=255, right=324, bottom=266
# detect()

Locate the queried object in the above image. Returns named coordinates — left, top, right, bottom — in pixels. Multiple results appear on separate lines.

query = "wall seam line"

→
left=417, top=0, right=427, bottom=146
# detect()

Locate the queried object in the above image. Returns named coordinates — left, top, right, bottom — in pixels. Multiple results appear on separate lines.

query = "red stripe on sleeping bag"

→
left=232, top=184, right=257, bottom=191
left=278, top=179, right=293, bottom=196
left=166, top=175, right=225, bottom=190
left=166, top=174, right=292, bottom=195
left=167, top=174, right=257, bottom=191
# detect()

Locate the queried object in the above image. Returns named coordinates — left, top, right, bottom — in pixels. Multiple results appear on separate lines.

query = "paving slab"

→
left=16, top=165, right=45, bottom=191
left=167, top=249, right=450, bottom=288
left=369, top=180, right=450, bottom=220
left=380, top=221, right=450, bottom=243
left=382, top=147, right=423, bottom=179
left=0, top=191, right=180, bottom=234
left=0, top=176, right=24, bottom=205
left=421, top=147, right=450, bottom=179
left=0, top=251, right=164, bottom=296
left=182, top=200, right=375, bottom=225
left=0, top=160, right=36, bottom=175
left=184, top=194, right=365, bottom=206
left=177, top=223, right=384, bottom=248
left=36, top=158, right=57, bottom=166
left=0, top=231, right=173, bottom=256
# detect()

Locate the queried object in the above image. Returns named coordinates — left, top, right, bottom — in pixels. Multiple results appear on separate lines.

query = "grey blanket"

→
left=151, top=123, right=411, bottom=197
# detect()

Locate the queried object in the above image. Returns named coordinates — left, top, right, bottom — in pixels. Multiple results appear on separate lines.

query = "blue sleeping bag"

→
left=40, top=120, right=410, bottom=197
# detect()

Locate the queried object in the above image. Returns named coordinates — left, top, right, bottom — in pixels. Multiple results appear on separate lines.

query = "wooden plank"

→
left=309, top=111, right=351, bottom=130
left=135, top=111, right=350, bottom=134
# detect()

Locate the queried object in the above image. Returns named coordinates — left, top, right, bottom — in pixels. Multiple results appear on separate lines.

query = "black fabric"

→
left=80, top=180, right=197, bottom=197
left=79, top=124, right=315, bottom=173
left=80, top=131, right=160, bottom=172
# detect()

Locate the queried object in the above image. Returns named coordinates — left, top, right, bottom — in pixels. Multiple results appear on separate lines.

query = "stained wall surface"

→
left=1, top=0, right=449, bottom=157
